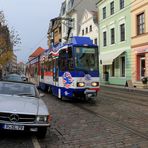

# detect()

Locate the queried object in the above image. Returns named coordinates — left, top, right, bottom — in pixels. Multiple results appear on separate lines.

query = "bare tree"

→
left=0, top=11, right=6, bottom=26
left=10, top=27, right=21, bottom=47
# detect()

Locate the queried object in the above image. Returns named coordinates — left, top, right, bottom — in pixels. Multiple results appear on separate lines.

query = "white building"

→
left=59, top=0, right=98, bottom=43
left=79, top=9, right=99, bottom=45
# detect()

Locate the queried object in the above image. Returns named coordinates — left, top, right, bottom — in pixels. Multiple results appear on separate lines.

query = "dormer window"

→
left=61, top=2, right=66, bottom=16
left=68, top=0, right=74, bottom=10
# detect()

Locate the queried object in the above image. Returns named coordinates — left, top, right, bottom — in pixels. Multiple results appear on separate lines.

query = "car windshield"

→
left=0, top=82, right=37, bottom=97
left=75, top=47, right=98, bottom=71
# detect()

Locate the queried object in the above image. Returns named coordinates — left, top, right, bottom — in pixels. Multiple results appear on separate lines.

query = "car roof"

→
left=7, top=74, right=21, bottom=76
left=0, top=79, right=35, bottom=85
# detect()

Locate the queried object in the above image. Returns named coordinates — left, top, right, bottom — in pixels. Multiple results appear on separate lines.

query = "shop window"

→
left=111, top=61, right=115, bottom=77
left=120, top=56, right=125, bottom=77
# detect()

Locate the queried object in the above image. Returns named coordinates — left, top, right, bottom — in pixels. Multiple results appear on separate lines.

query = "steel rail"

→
left=74, top=103, right=148, bottom=141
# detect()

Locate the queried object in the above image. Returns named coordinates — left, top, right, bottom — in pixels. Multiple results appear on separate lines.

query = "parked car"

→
left=0, top=80, right=51, bottom=138
left=3, top=74, right=23, bottom=82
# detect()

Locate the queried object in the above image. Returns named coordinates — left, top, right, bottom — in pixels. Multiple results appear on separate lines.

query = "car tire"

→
left=37, top=127, right=47, bottom=138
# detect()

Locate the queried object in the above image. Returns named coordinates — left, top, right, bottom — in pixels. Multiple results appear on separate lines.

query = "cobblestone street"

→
left=38, top=86, right=148, bottom=148
left=0, top=86, right=148, bottom=148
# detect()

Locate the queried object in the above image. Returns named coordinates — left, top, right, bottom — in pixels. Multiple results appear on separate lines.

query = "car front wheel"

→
left=37, top=127, right=47, bottom=138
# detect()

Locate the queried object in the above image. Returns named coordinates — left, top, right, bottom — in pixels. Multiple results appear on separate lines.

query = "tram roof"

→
left=59, top=36, right=98, bottom=48
left=46, top=36, right=98, bottom=55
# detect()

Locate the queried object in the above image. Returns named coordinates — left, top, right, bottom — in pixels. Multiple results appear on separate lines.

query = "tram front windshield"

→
left=75, top=47, right=98, bottom=71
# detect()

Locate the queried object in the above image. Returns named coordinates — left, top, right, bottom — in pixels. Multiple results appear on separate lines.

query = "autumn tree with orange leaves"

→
left=0, top=11, right=21, bottom=67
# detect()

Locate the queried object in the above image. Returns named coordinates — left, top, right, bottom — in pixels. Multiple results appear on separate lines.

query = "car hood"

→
left=0, top=94, right=39, bottom=115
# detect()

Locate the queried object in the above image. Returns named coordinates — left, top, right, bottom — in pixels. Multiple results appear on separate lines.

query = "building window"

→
left=61, top=2, right=66, bottom=15
left=120, top=56, right=125, bottom=77
left=82, top=29, right=84, bottom=35
left=120, top=23, right=125, bottom=41
left=111, top=61, right=115, bottom=77
left=111, top=28, right=115, bottom=44
left=110, top=1, right=114, bottom=15
left=94, top=38, right=97, bottom=45
left=103, top=31, right=107, bottom=46
left=90, top=25, right=92, bottom=32
left=86, top=27, right=88, bottom=34
left=72, top=18, right=75, bottom=30
left=120, top=0, right=124, bottom=9
left=68, top=0, right=74, bottom=10
left=137, top=12, right=145, bottom=35
left=103, top=7, right=106, bottom=19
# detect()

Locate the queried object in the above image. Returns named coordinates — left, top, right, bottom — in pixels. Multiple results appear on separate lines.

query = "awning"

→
left=100, top=49, right=126, bottom=65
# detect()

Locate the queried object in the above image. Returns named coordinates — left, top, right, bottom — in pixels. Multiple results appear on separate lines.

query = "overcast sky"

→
left=0, top=0, right=62, bottom=62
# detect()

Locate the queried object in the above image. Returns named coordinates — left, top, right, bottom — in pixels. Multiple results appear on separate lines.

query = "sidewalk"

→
left=101, top=83, right=148, bottom=94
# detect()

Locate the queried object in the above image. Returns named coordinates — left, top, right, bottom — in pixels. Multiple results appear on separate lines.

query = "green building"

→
left=97, top=0, right=132, bottom=85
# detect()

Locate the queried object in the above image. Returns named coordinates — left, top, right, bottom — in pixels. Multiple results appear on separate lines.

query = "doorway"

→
left=140, top=57, right=145, bottom=79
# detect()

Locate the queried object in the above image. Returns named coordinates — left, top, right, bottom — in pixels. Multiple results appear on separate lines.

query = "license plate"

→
left=3, top=124, right=24, bottom=131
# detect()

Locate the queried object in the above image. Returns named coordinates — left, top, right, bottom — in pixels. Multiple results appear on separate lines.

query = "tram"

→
left=39, top=36, right=100, bottom=100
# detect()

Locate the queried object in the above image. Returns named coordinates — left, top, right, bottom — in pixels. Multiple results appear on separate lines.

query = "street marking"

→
left=32, top=136, right=41, bottom=148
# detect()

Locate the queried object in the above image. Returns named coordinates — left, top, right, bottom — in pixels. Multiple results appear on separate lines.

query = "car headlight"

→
left=91, top=82, right=99, bottom=87
left=36, top=116, right=48, bottom=122
left=77, top=82, right=85, bottom=87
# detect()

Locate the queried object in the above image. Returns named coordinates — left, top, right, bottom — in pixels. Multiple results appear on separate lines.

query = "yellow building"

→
left=131, top=0, right=148, bottom=87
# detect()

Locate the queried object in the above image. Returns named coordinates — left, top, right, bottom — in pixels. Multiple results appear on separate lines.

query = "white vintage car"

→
left=0, top=80, right=51, bottom=138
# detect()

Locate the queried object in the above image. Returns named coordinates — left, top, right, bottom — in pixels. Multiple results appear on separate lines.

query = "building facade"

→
left=131, top=0, right=148, bottom=87
left=79, top=9, right=99, bottom=45
left=8, top=53, right=17, bottom=73
left=59, top=0, right=98, bottom=43
left=97, top=0, right=132, bottom=86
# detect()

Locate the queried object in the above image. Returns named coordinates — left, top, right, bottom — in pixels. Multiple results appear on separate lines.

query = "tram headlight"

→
left=77, top=82, right=85, bottom=87
left=91, top=82, right=99, bottom=87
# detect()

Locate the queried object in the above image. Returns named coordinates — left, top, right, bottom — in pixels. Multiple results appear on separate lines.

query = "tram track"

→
left=74, top=103, right=148, bottom=141
left=99, top=90, right=148, bottom=107
left=44, top=91, right=148, bottom=141
left=70, top=90, right=148, bottom=140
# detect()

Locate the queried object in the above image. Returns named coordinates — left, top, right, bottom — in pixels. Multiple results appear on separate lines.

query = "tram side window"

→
left=44, top=61, right=48, bottom=72
left=67, top=48, right=74, bottom=71
left=41, top=63, right=44, bottom=79
left=59, top=50, right=67, bottom=71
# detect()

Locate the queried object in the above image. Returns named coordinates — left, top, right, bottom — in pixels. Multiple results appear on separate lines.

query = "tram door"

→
left=53, top=58, right=59, bottom=86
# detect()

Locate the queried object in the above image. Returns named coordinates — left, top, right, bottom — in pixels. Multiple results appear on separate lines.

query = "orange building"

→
left=27, top=47, right=44, bottom=77
left=131, top=0, right=148, bottom=87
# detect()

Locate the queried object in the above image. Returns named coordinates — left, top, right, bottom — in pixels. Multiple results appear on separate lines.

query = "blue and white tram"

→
left=39, top=36, right=100, bottom=100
